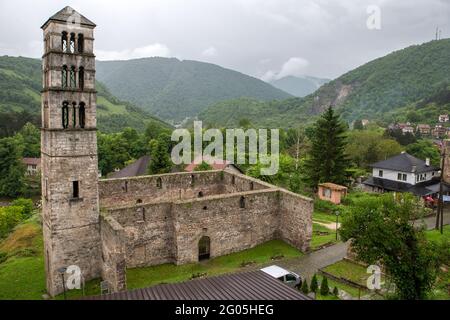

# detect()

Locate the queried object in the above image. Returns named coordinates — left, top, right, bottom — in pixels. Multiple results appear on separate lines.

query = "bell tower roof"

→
left=41, top=6, right=96, bottom=29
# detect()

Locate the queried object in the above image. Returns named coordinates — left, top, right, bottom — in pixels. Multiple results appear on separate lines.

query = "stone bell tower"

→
left=41, top=7, right=101, bottom=296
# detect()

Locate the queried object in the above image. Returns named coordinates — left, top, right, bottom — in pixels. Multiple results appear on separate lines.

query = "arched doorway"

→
left=198, top=236, right=210, bottom=261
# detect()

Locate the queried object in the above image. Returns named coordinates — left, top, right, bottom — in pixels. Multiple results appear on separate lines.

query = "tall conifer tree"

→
left=303, top=106, right=348, bottom=188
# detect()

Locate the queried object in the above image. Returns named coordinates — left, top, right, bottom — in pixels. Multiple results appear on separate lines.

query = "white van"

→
left=260, top=265, right=303, bottom=288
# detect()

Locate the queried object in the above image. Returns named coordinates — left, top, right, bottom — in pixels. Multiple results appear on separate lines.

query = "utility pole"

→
left=436, top=142, right=445, bottom=233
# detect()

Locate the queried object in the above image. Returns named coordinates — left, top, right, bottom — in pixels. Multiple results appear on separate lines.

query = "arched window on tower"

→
left=78, top=67, right=84, bottom=90
left=61, top=32, right=68, bottom=52
left=79, top=102, right=86, bottom=128
left=70, top=66, right=76, bottom=88
left=72, top=102, right=77, bottom=128
left=77, top=34, right=84, bottom=53
left=61, top=65, right=68, bottom=88
left=62, top=102, right=69, bottom=129
left=69, top=33, right=76, bottom=53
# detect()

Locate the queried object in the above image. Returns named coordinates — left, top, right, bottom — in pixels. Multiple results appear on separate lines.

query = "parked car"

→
left=260, top=265, right=303, bottom=288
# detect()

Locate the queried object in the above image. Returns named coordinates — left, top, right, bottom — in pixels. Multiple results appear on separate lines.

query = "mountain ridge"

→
left=200, top=39, right=450, bottom=128
left=96, top=57, right=292, bottom=122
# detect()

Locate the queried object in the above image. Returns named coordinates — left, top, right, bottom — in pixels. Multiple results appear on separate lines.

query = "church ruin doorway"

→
left=198, top=236, right=210, bottom=261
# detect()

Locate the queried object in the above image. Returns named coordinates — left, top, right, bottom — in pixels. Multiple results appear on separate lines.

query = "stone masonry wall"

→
left=100, top=215, right=127, bottom=292
left=172, top=189, right=280, bottom=264
left=106, top=202, right=175, bottom=268
left=99, top=171, right=227, bottom=209
left=279, top=190, right=313, bottom=252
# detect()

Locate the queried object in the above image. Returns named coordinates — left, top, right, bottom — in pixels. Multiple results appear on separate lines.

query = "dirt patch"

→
left=0, top=222, right=41, bottom=254
left=315, top=221, right=341, bottom=231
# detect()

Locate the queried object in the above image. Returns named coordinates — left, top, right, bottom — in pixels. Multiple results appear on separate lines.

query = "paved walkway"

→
left=418, top=209, right=450, bottom=230
left=245, top=241, right=350, bottom=281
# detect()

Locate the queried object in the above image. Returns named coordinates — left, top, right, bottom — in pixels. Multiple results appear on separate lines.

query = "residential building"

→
left=185, top=155, right=243, bottom=174
left=416, top=124, right=431, bottom=135
left=22, top=158, right=41, bottom=175
left=402, top=126, right=415, bottom=134
left=317, top=183, right=347, bottom=204
left=432, top=125, right=447, bottom=138
left=438, top=114, right=449, bottom=123
left=363, top=152, right=442, bottom=196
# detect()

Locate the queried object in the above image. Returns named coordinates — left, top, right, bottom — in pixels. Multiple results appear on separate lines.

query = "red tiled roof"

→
left=22, top=158, right=40, bottom=165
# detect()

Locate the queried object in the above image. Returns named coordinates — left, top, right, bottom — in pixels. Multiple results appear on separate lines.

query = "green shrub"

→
left=0, top=205, right=24, bottom=238
left=320, top=277, right=329, bottom=296
left=314, top=199, right=340, bottom=214
left=333, top=286, right=339, bottom=296
left=0, top=251, right=7, bottom=264
left=301, top=279, right=309, bottom=294
left=10, top=198, right=34, bottom=218
left=310, top=274, right=318, bottom=293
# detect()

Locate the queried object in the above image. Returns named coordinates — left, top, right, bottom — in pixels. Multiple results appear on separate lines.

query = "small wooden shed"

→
left=318, top=182, right=348, bottom=204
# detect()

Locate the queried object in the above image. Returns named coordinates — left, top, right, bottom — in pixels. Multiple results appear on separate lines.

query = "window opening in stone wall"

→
left=78, top=67, right=84, bottom=90
left=123, top=181, right=128, bottom=192
left=62, top=102, right=69, bottom=129
left=61, top=32, right=68, bottom=52
left=79, top=102, right=86, bottom=128
left=231, top=175, right=235, bottom=185
left=62, top=65, right=68, bottom=88
left=72, top=181, right=80, bottom=199
left=136, top=199, right=142, bottom=204
left=240, top=196, right=245, bottom=208
left=69, top=33, right=76, bottom=53
left=77, top=34, right=84, bottom=53
left=72, top=102, right=77, bottom=128
left=156, top=177, right=162, bottom=189
left=198, top=191, right=204, bottom=198
left=70, top=66, right=76, bottom=88
left=250, top=181, right=254, bottom=190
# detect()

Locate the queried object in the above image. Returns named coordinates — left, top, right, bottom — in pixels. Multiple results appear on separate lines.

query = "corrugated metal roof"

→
left=83, top=271, right=311, bottom=300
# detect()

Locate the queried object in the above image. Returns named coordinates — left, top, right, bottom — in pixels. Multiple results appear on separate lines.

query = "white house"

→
left=363, top=152, right=440, bottom=196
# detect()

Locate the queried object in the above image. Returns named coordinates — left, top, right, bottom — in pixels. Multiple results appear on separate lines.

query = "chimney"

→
left=425, top=158, right=430, bottom=166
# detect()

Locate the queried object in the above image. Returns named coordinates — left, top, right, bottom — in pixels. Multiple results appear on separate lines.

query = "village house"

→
left=22, top=158, right=41, bottom=176
left=432, top=125, right=447, bottom=138
left=361, top=119, right=370, bottom=127
left=438, top=114, right=449, bottom=123
left=416, top=124, right=431, bottom=135
left=184, top=155, right=242, bottom=174
left=317, top=183, right=347, bottom=205
left=402, top=125, right=415, bottom=134
left=363, top=152, right=444, bottom=197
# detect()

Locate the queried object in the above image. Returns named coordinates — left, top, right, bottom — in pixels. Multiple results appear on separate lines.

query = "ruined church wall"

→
left=278, top=190, right=313, bottom=252
left=100, top=215, right=127, bottom=292
left=222, top=171, right=272, bottom=193
left=98, top=171, right=225, bottom=208
left=105, top=202, right=175, bottom=268
left=172, top=190, right=280, bottom=264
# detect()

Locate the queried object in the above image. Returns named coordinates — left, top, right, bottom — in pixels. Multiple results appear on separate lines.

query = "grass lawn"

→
left=310, top=223, right=338, bottom=250
left=425, top=225, right=450, bottom=243
left=323, top=260, right=370, bottom=287
left=127, top=240, right=302, bottom=290
left=313, top=211, right=338, bottom=224
left=0, top=222, right=302, bottom=300
left=0, top=218, right=47, bottom=300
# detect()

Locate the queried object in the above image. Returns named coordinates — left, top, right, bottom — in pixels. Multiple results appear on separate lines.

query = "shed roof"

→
left=83, top=271, right=310, bottom=300
left=22, top=158, right=40, bottom=166
left=318, top=182, right=347, bottom=191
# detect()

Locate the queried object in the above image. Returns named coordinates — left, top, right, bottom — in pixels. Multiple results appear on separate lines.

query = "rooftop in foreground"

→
left=83, top=270, right=311, bottom=300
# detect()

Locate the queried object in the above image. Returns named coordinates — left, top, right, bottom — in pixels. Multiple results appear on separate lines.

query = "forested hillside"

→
left=96, top=57, right=291, bottom=122
left=200, top=39, right=450, bottom=128
left=0, top=56, right=170, bottom=136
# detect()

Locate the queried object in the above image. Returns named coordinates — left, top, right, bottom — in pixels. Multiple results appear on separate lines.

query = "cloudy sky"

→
left=0, top=0, right=448, bottom=80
